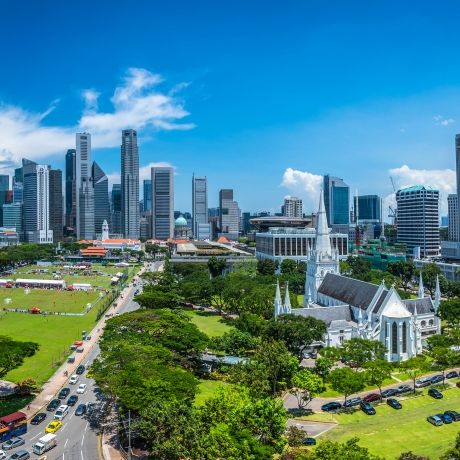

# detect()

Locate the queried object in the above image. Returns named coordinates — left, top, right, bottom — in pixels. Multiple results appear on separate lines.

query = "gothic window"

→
left=391, top=321, right=397, bottom=354
left=402, top=322, right=407, bottom=353
left=421, top=320, right=426, bottom=328
left=429, top=319, right=434, bottom=326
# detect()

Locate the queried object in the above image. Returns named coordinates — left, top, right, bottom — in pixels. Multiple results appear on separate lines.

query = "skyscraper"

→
left=23, top=160, right=53, bottom=244
left=121, top=129, right=140, bottom=239
left=448, top=194, right=458, bottom=241
left=283, top=196, right=303, bottom=218
left=76, top=133, right=95, bottom=240
left=219, top=189, right=240, bottom=239
left=151, top=167, right=174, bottom=239
left=143, top=180, right=152, bottom=212
left=323, top=175, right=350, bottom=226
left=110, top=184, right=122, bottom=235
left=353, top=195, right=381, bottom=223
left=49, top=169, right=63, bottom=241
left=2, top=203, right=22, bottom=232
left=192, top=175, right=210, bottom=239
left=92, top=161, right=110, bottom=236
left=65, top=149, right=77, bottom=231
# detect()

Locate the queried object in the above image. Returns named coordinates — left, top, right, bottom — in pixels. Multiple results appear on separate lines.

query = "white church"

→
left=274, top=189, right=441, bottom=362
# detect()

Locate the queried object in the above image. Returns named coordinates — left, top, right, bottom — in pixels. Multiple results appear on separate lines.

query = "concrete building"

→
left=110, top=184, right=122, bottom=236
left=354, top=194, right=381, bottom=223
left=23, top=161, right=53, bottom=244
left=49, top=169, right=63, bottom=241
left=324, top=175, right=350, bottom=226
left=76, top=133, right=95, bottom=240
left=283, top=196, right=303, bottom=218
left=121, top=129, right=140, bottom=239
left=65, top=149, right=77, bottom=231
left=143, top=179, right=152, bottom=212
left=151, top=166, right=174, bottom=240
left=448, top=194, right=458, bottom=241
left=219, top=189, right=240, bottom=240
left=396, top=185, right=440, bottom=258
left=92, top=161, right=110, bottom=238
left=192, top=175, right=210, bottom=239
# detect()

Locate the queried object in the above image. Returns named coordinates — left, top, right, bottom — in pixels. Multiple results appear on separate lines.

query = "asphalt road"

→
left=4, top=261, right=159, bottom=460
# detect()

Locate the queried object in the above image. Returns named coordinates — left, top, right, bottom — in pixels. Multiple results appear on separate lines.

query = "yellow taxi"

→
left=45, top=420, right=62, bottom=433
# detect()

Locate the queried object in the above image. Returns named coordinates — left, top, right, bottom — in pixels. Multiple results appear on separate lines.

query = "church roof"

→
left=292, top=305, right=354, bottom=326
left=372, top=290, right=390, bottom=313
left=318, top=273, right=381, bottom=310
left=403, top=297, right=435, bottom=315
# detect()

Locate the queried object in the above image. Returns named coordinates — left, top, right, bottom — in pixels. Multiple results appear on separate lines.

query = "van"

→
left=54, top=405, right=69, bottom=421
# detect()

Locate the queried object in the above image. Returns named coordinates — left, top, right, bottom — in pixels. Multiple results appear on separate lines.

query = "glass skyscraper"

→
left=143, top=179, right=152, bottom=212
left=323, top=175, right=350, bottom=226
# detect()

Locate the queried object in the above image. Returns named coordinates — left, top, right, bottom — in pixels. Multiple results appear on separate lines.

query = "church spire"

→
left=284, top=282, right=291, bottom=314
left=274, top=279, right=282, bottom=319
left=418, top=272, right=425, bottom=299
left=434, top=275, right=441, bottom=310
left=315, top=187, right=332, bottom=258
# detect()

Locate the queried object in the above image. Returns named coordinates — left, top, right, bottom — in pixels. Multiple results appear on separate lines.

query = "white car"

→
left=69, top=374, right=79, bottom=384
left=76, top=383, right=87, bottom=394
left=0, top=449, right=6, bottom=460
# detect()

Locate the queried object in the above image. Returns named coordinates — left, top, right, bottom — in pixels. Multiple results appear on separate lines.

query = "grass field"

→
left=318, top=387, right=460, bottom=459
left=185, top=310, right=233, bottom=337
left=195, top=379, right=230, bottom=406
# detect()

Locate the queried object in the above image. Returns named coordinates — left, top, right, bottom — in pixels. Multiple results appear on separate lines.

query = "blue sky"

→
left=1, top=1, right=460, bottom=214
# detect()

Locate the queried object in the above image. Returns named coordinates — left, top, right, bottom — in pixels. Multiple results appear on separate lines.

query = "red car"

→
left=363, top=393, right=380, bottom=403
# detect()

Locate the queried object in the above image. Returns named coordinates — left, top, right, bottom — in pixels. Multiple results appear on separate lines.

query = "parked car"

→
left=321, top=402, right=342, bottom=412
left=415, top=377, right=432, bottom=388
left=8, top=450, right=30, bottom=460
left=446, top=371, right=459, bottom=379
left=77, top=383, right=87, bottom=394
left=58, top=387, right=70, bottom=399
left=343, top=397, right=362, bottom=408
left=0, top=450, right=5, bottom=460
left=75, top=404, right=87, bottom=416
left=45, top=421, right=62, bottom=433
left=360, top=401, right=376, bottom=415
left=386, top=398, right=402, bottom=410
left=427, top=415, right=443, bottom=426
left=46, top=399, right=60, bottom=412
left=2, top=438, right=25, bottom=451
left=430, top=374, right=444, bottom=384
left=381, top=388, right=398, bottom=398
left=67, top=395, right=78, bottom=406
left=445, top=410, right=460, bottom=421
left=428, top=388, right=443, bottom=399
left=363, top=393, right=380, bottom=403
left=30, top=413, right=47, bottom=425
left=67, top=356, right=75, bottom=363
left=76, top=365, right=85, bottom=375
left=396, top=384, right=412, bottom=394
left=438, top=413, right=453, bottom=424
left=302, top=437, right=317, bottom=446
left=69, top=374, right=79, bottom=384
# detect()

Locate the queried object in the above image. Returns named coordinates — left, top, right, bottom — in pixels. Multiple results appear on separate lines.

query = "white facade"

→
left=219, top=189, right=240, bottom=239
left=283, top=196, right=303, bottom=218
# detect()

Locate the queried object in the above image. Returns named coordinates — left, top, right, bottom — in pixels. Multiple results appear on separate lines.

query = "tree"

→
left=431, top=346, right=460, bottom=384
left=280, top=259, right=298, bottom=274
left=387, top=261, right=417, bottom=291
left=397, top=453, right=430, bottom=460
left=0, top=336, right=39, bottom=380
left=257, top=259, right=277, bottom=276
left=135, top=288, right=183, bottom=310
left=440, top=432, right=460, bottom=460
left=313, top=357, right=334, bottom=384
left=209, top=329, right=258, bottom=355
left=343, top=256, right=372, bottom=281
left=364, top=360, right=393, bottom=399
left=439, top=298, right=460, bottom=328
left=307, top=437, right=384, bottom=460
left=339, top=338, right=386, bottom=369
left=401, top=355, right=429, bottom=393
left=233, top=312, right=267, bottom=337
left=421, top=263, right=442, bottom=296
left=207, top=257, right=227, bottom=278
left=286, top=426, right=306, bottom=447
left=328, top=367, right=365, bottom=404
left=291, top=369, right=323, bottom=410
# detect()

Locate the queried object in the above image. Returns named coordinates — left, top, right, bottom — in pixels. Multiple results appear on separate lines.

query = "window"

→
left=429, top=319, right=434, bottom=326
left=421, top=320, right=426, bottom=328
left=391, top=321, right=398, bottom=354
left=402, top=322, right=407, bottom=353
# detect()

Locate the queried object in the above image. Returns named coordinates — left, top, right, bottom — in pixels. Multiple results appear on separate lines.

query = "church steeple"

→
left=315, top=188, right=332, bottom=259
left=418, top=272, right=425, bottom=299
left=434, top=275, right=441, bottom=310
left=274, top=279, right=283, bottom=319
left=284, top=282, right=292, bottom=314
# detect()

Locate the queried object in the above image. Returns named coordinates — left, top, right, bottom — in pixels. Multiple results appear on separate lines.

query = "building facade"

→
left=2, top=203, right=22, bottom=233
left=219, top=189, right=240, bottom=240
left=354, top=195, right=381, bottom=222
left=192, top=175, right=209, bottom=239
left=121, top=129, right=140, bottom=239
left=143, top=179, right=152, bottom=212
left=448, top=194, right=458, bottom=241
left=65, top=149, right=77, bottom=231
left=323, top=175, right=350, bottom=226
left=49, top=169, right=63, bottom=241
left=283, top=196, right=303, bottom=218
left=110, top=184, right=122, bottom=236
left=151, top=166, right=174, bottom=239
left=92, top=161, right=110, bottom=237
left=396, top=185, right=440, bottom=258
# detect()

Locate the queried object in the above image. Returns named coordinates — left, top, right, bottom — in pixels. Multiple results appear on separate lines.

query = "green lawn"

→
left=319, top=387, right=460, bottom=459
left=195, top=379, right=230, bottom=406
left=185, top=310, right=233, bottom=337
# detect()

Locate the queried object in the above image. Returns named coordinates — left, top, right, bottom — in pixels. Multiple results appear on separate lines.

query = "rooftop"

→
left=397, top=185, right=438, bottom=193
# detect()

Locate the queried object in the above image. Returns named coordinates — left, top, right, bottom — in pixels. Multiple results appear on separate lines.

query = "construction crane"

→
left=388, top=177, right=397, bottom=226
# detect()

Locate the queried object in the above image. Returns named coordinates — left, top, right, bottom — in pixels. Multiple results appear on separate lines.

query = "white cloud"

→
left=433, top=115, right=455, bottom=126
left=0, top=67, right=194, bottom=166
left=281, top=168, right=322, bottom=211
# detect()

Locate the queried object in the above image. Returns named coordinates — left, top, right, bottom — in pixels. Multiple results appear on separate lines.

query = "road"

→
left=6, top=261, right=160, bottom=460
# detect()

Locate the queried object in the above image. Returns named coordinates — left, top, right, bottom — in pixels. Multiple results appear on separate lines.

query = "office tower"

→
left=14, top=167, right=23, bottom=185
left=219, top=189, right=240, bottom=239
left=110, top=184, right=122, bottom=235
left=143, top=180, right=152, bottom=212
left=2, top=203, right=22, bottom=232
left=12, top=180, right=23, bottom=204
left=283, top=196, right=303, bottom=218
left=76, top=133, right=95, bottom=239
left=65, top=149, right=77, bottom=231
left=151, top=167, right=174, bottom=239
left=448, top=194, right=458, bottom=241
left=396, top=185, right=439, bottom=258
left=353, top=195, right=381, bottom=222
left=323, top=175, right=350, bottom=226
left=92, top=162, right=110, bottom=236
left=49, top=169, right=63, bottom=241
left=192, top=175, right=210, bottom=239
left=23, top=160, right=53, bottom=243
left=121, top=129, right=140, bottom=239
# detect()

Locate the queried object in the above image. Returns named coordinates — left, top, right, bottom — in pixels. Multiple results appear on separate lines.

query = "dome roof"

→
left=175, top=216, right=188, bottom=227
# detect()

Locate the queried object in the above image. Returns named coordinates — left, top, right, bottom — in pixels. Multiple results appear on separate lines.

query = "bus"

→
left=0, top=411, right=27, bottom=442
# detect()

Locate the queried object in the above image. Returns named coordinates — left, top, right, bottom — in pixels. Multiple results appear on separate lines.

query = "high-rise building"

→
left=151, top=167, right=174, bottom=240
left=323, top=175, right=350, bottom=226
left=76, top=133, right=95, bottom=240
left=92, top=162, right=110, bottom=236
left=448, top=194, right=458, bottom=241
left=283, top=196, right=303, bottom=218
left=2, top=203, right=22, bottom=232
left=49, top=169, right=63, bottom=241
left=121, top=129, right=140, bottom=239
left=396, top=185, right=439, bottom=258
left=65, top=149, right=77, bottom=231
left=143, top=180, right=152, bottom=212
left=353, top=195, right=381, bottom=223
left=219, top=189, right=240, bottom=239
left=110, top=184, right=122, bottom=235
left=192, top=175, right=210, bottom=239
left=23, top=160, right=53, bottom=244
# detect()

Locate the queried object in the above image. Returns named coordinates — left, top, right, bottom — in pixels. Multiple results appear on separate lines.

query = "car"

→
left=58, top=387, right=70, bottom=399
left=69, top=374, right=79, bottom=384
left=45, top=420, right=62, bottom=433
left=447, top=371, right=459, bottom=379
left=343, top=397, right=362, bottom=407
left=86, top=334, right=92, bottom=341
left=0, top=450, right=6, bottom=460
left=321, top=402, right=342, bottom=412
left=76, top=365, right=85, bottom=375
left=46, top=398, right=60, bottom=411
left=87, top=402, right=96, bottom=414
left=30, top=413, right=47, bottom=425
left=75, top=404, right=87, bottom=416
left=8, top=450, right=30, bottom=460
left=77, top=346, right=84, bottom=353
left=381, top=388, right=398, bottom=398
left=2, top=438, right=25, bottom=451
left=445, top=410, right=460, bottom=421
left=396, top=384, right=412, bottom=394
left=360, top=401, right=376, bottom=415
left=415, top=377, right=432, bottom=388
left=427, top=415, right=443, bottom=426
left=67, top=355, right=75, bottom=363
left=428, top=388, right=443, bottom=399
left=438, top=413, right=453, bottom=424
left=363, top=393, right=380, bottom=403
left=430, top=374, right=444, bottom=384
left=386, top=398, right=402, bottom=410
left=77, top=383, right=87, bottom=394
left=67, top=395, right=78, bottom=406
left=302, top=437, right=317, bottom=446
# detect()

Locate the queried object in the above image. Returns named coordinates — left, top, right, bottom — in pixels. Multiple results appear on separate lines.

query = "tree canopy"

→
left=0, top=336, right=39, bottom=380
